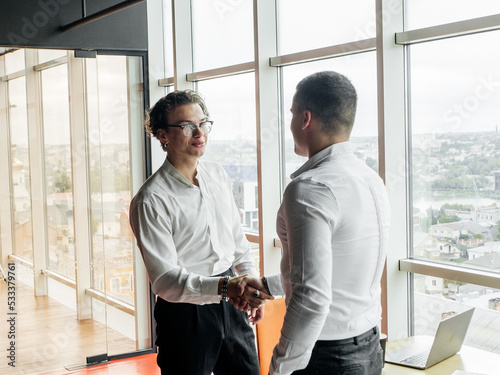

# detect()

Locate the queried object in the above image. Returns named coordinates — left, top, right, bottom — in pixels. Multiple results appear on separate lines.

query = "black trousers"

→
left=292, top=327, right=383, bottom=375
left=154, top=269, right=260, bottom=375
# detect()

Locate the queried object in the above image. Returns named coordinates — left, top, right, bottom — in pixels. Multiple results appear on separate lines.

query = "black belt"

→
left=215, top=267, right=235, bottom=277
left=316, top=326, right=378, bottom=346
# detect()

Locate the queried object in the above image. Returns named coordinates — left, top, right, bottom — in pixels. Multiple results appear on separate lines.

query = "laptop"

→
left=385, top=307, right=475, bottom=370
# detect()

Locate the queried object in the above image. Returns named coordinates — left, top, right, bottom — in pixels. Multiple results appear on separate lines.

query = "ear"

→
left=157, top=129, right=169, bottom=143
left=302, top=110, right=313, bottom=130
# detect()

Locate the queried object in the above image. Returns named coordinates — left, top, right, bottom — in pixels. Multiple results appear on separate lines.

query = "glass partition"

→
left=41, top=63, right=76, bottom=280
left=8, top=76, right=33, bottom=261
left=0, top=50, right=150, bottom=373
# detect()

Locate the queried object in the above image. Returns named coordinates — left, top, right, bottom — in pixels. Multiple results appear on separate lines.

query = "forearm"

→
left=152, top=269, right=221, bottom=305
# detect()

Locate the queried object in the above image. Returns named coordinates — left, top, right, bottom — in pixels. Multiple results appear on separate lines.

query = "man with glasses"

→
left=129, top=90, right=270, bottom=375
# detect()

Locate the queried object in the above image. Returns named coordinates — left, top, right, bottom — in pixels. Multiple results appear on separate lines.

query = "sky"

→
left=7, top=1, right=500, bottom=146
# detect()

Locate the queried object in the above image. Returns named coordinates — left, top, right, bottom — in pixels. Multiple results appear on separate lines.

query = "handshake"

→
left=220, top=275, right=274, bottom=325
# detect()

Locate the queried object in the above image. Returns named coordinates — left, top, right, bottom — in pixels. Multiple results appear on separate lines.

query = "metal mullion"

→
left=1, top=70, right=25, bottom=81
left=270, top=38, right=376, bottom=68
left=33, top=56, right=68, bottom=71
left=186, top=61, right=255, bottom=82
left=396, top=13, right=500, bottom=45
left=158, top=77, right=174, bottom=87
left=400, top=258, right=500, bottom=289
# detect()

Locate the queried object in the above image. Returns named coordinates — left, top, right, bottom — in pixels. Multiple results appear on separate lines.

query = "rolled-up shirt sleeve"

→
left=270, top=179, right=338, bottom=375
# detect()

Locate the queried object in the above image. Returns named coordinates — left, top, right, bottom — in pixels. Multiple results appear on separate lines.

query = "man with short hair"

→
left=129, top=89, right=269, bottom=375
left=237, top=71, right=390, bottom=375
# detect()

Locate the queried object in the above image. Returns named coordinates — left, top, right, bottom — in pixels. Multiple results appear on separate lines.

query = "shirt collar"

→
left=290, top=141, right=353, bottom=180
left=161, top=156, right=199, bottom=188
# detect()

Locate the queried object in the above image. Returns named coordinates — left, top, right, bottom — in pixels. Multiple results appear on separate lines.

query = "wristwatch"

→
left=221, top=275, right=229, bottom=302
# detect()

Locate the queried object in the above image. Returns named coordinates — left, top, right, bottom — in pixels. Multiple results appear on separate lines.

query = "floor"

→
left=38, top=354, right=160, bottom=375
left=0, top=280, right=137, bottom=375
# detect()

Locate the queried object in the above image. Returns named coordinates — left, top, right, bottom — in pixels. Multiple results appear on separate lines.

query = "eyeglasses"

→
left=165, top=121, right=213, bottom=137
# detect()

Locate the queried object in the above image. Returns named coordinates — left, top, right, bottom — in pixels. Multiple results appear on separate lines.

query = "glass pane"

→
left=163, top=0, right=174, bottom=77
left=8, top=77, right=33, bottom=261
left=413, top=274, right=500, bottom=355
left=196, top=73, right=259, bottom=234
left=41, top=64, right=76, bottom=280
left=87, top=56, right=135, bottom=306
left=38, top=49, right=67, bottom=63
left=5, top=49, right=25, bottom=74
left=405, top=0, right=500, bottom=30
left=282, top=52, right=378, bottom=186
left=277, top=0, right=375, bottom=55
left=409, top=31, right=500, bottom=273
left=86, top=55, right=142, bottom=357
left=191, top=0, right=254, bottom=71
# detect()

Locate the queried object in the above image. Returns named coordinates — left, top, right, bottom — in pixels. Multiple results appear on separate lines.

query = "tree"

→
left=442, top=203, right=472, bottom=212
left=54, top=168, right=71, bottom=192
left=426, top=207, right=440, bottom=225
left=420, top=217, right=432, bottom=233
left=439, top=215, right=461, bottom=224
left=365, top=157, right=378, bottom=173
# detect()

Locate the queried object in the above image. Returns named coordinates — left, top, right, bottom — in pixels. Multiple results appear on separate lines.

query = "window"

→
left=38, top=49, right=67, bottom=64
left=8, top=76, right=33, bottom=261
left=191, top=0, right=254, bottom=70
left=197, top=73, right=258, bottom=233
left=86, top=55, right=138, bottom=305
left=162, top=0, right=174, bottom=78
left=409, top=30, right=500, bottom=273
left=153, top=0, right=500, bottom=355
left=4, top=49, right=25, bottom=74
left=404, top=1, right=500, bottom=352
left=40, top=63, right=75, bottom=280
left=277, top=0, right=375, bottom=55
left=281, top=52, right=378, bottom=184
left=404, top=0, right=500, bottom=30
left=413, top=276, right=500, bottom=353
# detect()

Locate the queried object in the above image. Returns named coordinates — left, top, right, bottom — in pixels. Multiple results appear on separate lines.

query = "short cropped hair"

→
left=294, top=71, right=357, bottom=136
left=145, top=89, right=209, bottom=139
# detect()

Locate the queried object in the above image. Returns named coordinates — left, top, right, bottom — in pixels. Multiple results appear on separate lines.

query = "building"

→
left=430, top=221, right=490, bottom=242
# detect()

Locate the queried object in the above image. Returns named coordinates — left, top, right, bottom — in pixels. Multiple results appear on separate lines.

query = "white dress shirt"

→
left=266, top=141, right=391, bottom=375
left=129, top=157, right=257, bottom=305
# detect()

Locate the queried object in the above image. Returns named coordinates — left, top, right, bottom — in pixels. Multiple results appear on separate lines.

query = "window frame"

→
left=154, top=0, right=500, bottom=346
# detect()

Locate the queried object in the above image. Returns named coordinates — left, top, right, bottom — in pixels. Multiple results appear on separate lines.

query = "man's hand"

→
left=249, top=305, right=265, bottom=325
left=227, top=275, right=273, bottom=312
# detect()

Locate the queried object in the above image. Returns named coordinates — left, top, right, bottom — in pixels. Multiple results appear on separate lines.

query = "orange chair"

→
left=256, top=297, right=286, bottom=375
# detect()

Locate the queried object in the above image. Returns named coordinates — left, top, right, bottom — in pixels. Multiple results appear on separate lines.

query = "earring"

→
left=162, top=142, right=168, bottom=148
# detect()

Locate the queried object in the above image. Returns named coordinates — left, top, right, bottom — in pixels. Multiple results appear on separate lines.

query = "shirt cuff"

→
left=266, top=274, right=285, bottom=296
left=200, top=275, right=224, bottom=304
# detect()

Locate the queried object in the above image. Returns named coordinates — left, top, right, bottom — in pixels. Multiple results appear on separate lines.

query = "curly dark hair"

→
left=145, top=90, right=210, bottom=150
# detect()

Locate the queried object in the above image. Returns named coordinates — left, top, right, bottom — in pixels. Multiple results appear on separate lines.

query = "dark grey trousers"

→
left=292, top=326, right=383, bottom=375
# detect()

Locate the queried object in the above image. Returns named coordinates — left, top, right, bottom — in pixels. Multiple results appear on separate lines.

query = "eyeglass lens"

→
left=182, top=122, right=212, bottom=137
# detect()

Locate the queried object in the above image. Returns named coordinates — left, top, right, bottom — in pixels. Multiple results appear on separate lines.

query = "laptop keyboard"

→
left=401, top=350, right=430, bottom=366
